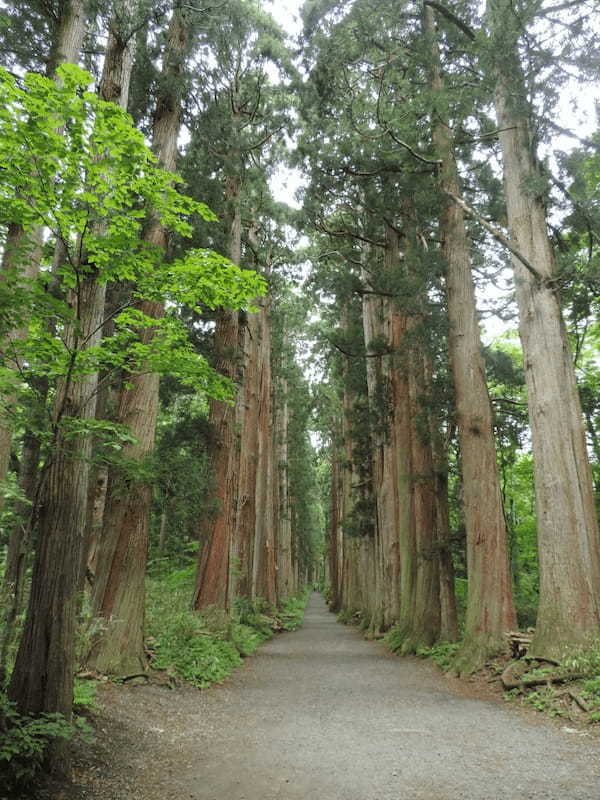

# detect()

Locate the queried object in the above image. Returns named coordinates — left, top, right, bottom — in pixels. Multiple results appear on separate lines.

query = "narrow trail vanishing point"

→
left=66, top=594, right=600, bottom=800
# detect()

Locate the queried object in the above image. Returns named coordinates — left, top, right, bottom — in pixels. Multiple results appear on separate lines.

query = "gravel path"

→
left=65, top=593, right=600, bottom=800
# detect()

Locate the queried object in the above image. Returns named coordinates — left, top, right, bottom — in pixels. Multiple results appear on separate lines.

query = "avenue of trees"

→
left=302, top=0, right=600, bottom=671
left=0, top=0, right=599, bottom=782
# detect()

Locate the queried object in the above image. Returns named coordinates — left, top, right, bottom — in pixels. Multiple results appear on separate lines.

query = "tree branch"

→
left=547, top=120, right=600, bottom=151
left=424, top=1, right=476, bottom=40
left=540, top=0, right=591, bottom=15
left=331, top=341, right=392, bottom=359
left=385, top=126, right=442, bottom=167
left=444, top=191, right=544, bottom=281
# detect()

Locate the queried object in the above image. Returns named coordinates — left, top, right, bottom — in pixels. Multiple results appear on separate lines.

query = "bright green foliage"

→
left=582, top=676, right=600, bottom=706
left=385, top=626, right=460, bottom=671
left=73, top=679, right=98, bottom=712
left=0, top=64, right=265, bottom=408
left=0, top=691, right=92, bottom=792
left=522, top=687, right=564, bottom=717
left=152, top=616, right=243, bottom=688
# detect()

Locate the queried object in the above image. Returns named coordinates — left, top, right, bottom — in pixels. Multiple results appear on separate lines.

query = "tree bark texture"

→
left=430, top=422, right=459, bottom=642
left=7, top=0, right=93, bottom=732
left=275, top=376, right=294, bottom=601
left=47, top=0, right=87, bottom=76
left=426, top=2, right=516, bottom=670
left=328, top=449, right=344, bottom=613
left=250, top=302, right=277, bottom=605
left=193, top=310, right=240, bottom=610
left=194, top=170, right=243, bottom=611
left=88, top=6, right=188, bottom=675
left=404, top=344, right=440, bottom=650
left=488, top=0, right=600, bottom=657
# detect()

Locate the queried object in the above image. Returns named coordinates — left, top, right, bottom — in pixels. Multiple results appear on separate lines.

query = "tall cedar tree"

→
left=87, top=4, right=193, bottom=676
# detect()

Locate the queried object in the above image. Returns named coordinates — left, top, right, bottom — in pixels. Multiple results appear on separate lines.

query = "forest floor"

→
left=51, top=593, right=599, bottom=800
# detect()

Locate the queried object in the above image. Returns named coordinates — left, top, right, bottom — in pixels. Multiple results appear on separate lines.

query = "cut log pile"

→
left=504, top=630, right=532, bottom=659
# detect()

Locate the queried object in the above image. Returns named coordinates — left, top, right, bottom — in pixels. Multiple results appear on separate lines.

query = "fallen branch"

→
left=568, top=691, right=590, bottom=713
left=523, top=654, right=561, bottom=667
left=502, top=671, right=587, bottom=691
left=121, top=673, right=150, bottom=683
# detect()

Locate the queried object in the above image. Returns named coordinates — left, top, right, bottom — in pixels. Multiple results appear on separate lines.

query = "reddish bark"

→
left=88, top=8, right=189, bottom=674
left=425, top=2, right=516, bottom=670
left=6, top=2, right=90, bottom=740
left=193, top=311, right=240, bottom=610
left=489, top=0, right=600, bottom=656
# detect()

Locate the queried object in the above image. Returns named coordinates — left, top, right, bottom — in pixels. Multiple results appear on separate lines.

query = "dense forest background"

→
left=0, top=0, right=599, bottom=787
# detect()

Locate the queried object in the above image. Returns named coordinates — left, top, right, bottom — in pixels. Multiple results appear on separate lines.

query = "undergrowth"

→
left=384, top=627, right=460, bottom=670
left=0, top=691, right=93, bottom=796
left=146, top=567, right=308, bottom=688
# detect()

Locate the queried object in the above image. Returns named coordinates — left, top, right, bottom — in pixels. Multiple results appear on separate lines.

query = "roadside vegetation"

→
left=1, top=559, right=309, bottom=794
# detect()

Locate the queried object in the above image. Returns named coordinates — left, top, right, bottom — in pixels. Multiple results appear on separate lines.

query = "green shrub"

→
left=415, top=641, right=461, bottom=670
left=0, top=691, right=92, bottom=793
left=562, top=640, right=600, bottom=678
left=277, top=591, right=309, bottom=631
left=233, top=596, right=275, bottom=639
left=582, top=675, right=600, bottom=700
left=383, top=626, right=405, bottom=653
left=522, top=687, right=564, bottom=717
left=151, top=613, right=243, bottom=687
left=73, top=679, right=98, bottom=711
left=337, top=609, right=356, bottom=625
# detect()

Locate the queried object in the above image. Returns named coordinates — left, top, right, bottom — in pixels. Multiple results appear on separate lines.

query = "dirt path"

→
left=63, top=593, right=600, bottom=800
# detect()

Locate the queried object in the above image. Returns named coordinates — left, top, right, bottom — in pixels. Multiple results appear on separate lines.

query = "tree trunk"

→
left=251, top=302, right=277, bottom=605
left=425, top=3, right=516, bottom=672
left=361, top=262, right=387, bottom=631
left=328, top=450, right=343, bottom=612
left=403, top=345, right=440, bottom=651
left=193, top=310, right=240, bottom=610
left=88, top=7, right=188, bottom=675
left=47, top=0, right=87, bottom=76
left=275, top=376, right=294, bottom=601
left=193, top=173, right=243, bottom=611
left=488, top=0, right=600, bottom=657
left=431, top=423, right=459, bottom=642
left=0, top=429, right=41, bottom=682
left=0, top=0, right=87, bottom=493
left=5, top=7, right=90, bottom=756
